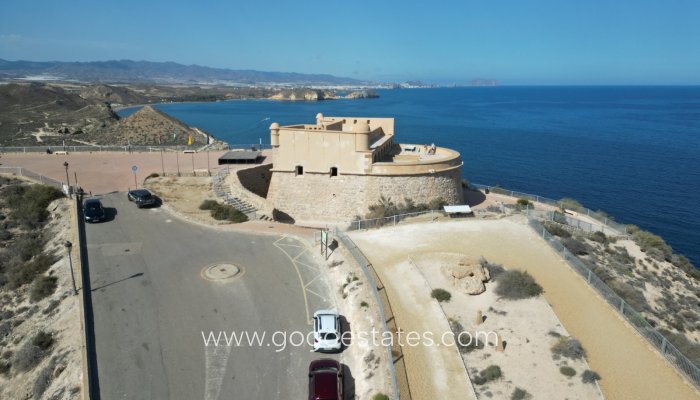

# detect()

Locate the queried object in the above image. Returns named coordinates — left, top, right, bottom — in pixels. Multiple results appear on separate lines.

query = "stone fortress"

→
left=258, top=113, right=465, bottom=224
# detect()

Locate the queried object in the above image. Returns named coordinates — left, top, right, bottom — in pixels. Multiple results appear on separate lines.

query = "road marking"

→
left=273, top=235, right=330, bottom=325
left=204, top=339, right=233, bottom=400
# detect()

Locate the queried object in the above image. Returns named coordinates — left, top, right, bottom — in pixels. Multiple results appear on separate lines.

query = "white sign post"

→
left=131, top=165, right=138, bottom=189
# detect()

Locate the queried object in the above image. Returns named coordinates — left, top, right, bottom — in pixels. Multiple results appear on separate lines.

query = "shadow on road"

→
left=103, top=207, right=118, bottom=222
left=342, top=363, right=355, bottom=400
left=92, top=272, right=144, bottom=292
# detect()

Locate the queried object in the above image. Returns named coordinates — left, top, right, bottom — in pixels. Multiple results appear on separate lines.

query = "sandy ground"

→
left=144, top=175, right=226, bottom=225
left=350, top=217, right=700, bottom=400
left=409, top=252, right=601, bottom=399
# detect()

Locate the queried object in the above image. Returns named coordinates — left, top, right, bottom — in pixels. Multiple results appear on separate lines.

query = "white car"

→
left=313, top=309, right=341, bottom=352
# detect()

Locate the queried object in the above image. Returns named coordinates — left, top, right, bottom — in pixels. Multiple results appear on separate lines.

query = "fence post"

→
left=587, top=269, right=592, bottom=283
left=661, top=337, right=668, bottom=354
left=393, top=215, right=397, bottom=226
left=619, top=299, right=625, bottom=314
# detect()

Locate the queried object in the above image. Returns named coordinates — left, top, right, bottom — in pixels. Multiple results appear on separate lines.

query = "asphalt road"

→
left=85, top=193, right=338, bottom=400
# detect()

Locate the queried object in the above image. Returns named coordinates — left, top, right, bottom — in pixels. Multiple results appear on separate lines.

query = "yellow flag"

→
left=187, top=132, right=193, bottom=146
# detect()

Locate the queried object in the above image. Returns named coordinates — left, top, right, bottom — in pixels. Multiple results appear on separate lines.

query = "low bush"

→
left=6, top=253, right=57, bottom=289
left=210, top=204, right=248, bottom=223
left=544, top=223, right=572, bottom=238
left=30, top=275, right=58, bottom=302
left=495, top=270, right=543, bottom=300
left=33, top=359, right=55, bottom=398
left=551, top=337, right=586, bottom=360
left=560, top=366, right=576, bottom=377
left=473, top=365, right=502, bottom=385
left=481, top=259, right=505, bottom=280
left=0, top=359, right=10, bottom=375
left=589, top=231, right=607, bottom=244
left=12, top=341, right=47, bottom=372
left=608, top=280, right=650, bottom=312
left=581, top=369, right=601, bottom=384
left=199, top=200, right=219, bottom=210
left=372, top=394, right=389, bottom=400
left=563, top=238, right=590, bottom=256
left=559, top=197, right=583, bottom=212
left=511, top=387, right=530, bottom=400
left=146, top=173, right=159, bottom=179
left=431, top=288, right=451, bottom=302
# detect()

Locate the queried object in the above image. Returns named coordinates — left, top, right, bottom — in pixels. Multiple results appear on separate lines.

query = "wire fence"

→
left=529, top=218, right=700, bottom=390
left=0, top=166, right=65, bottom=190
left=471, top=183, right=628, bottom=234
left=336, top=231, right=407, bottom=400
left=526, top=209, right=624, bottom=236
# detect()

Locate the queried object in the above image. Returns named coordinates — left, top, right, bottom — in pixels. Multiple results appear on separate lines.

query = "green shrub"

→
left=581, top=369, right=601, bottom=384
left=511, top=387, right=530, bottom=400
left=147, top=173, right=159, bottom=179
left=560, top=366, right=576, bottom=377
left=33, top=360, right=54, bottom=398
left=563, top=238, right=590, bottom=256
left=481, top=259, right=505, bottom=280
left=199, top=200, right=219, bottom=210
left=372, top=394, right=389, bottom=400
left=12, top=340, right=47, bottom=372
left=0, top=359, right=10, bottom=375
left=473, top=365, right=502, bottom=385
left=495, top=270, right=543, bottom=300
left=589, top=231, right=607, bottom=244
left=360, top=301, right=369, bottom=308
left=210, top=204, right=248, bottom=223
left=431, top=288, right=451, bottom=302
left=6, top=253, right=57, bottom=289
left=551, top=337, right=586, bottom=360
left=544, top=223, right=572, bottom=238
left=633, top=230, right=672, bottom=260
left=30, top=276, right=58, bottom=302
left=32, top=331, right=54, bottom=350
left=8, top=185, right=64, bottom=229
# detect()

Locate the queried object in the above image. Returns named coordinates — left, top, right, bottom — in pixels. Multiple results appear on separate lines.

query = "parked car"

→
left=313, top=309, right=341, bottom=352
left=83, top=198, right=106, bottom=223
left=308, top=359, right=343, bottom=400
left=127, top=189, right=157, bottom=208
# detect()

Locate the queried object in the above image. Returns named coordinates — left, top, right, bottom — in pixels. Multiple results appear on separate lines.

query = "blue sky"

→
left=1, top=0, right=699, bottom=84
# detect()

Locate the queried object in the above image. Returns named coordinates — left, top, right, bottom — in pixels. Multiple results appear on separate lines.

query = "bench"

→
left=54, top=151, right=68, bottom=155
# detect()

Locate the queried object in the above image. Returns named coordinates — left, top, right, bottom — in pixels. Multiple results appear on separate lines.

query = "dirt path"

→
left=351, top=218, right=700, bottom=400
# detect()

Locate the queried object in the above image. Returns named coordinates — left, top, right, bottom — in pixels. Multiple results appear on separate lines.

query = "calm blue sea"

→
left=119, top=87, right=700, bottom=268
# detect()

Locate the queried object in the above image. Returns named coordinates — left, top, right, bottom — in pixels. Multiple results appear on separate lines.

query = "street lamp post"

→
left=64, top=241, right=78, bottom=295
left=63, top=161, right=72, bottom=199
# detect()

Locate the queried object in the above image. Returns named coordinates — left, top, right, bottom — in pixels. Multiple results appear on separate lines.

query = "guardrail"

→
left=336, top=232, right=406, bottom=400
left=529, top=218, right=700, bottom=390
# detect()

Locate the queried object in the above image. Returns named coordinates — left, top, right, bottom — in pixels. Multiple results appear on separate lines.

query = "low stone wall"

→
left=267, top=168, right=463, bottom=223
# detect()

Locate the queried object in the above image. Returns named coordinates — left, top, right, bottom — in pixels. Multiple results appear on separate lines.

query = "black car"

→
left=127, top=189, right=157, bottom=208
left=83, top=198, right=106, bottom=223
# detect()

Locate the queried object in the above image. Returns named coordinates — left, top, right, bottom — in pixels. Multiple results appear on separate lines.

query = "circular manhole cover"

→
left=201, top=263, right=242, bottom=281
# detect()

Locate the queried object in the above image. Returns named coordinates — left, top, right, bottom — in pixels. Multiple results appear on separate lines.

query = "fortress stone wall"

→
left=266, top=168, right=463, bottom=223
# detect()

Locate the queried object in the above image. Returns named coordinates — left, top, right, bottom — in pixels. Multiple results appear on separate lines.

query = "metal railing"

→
left=0, top=144, right=271, bottom=154
left=337, top=231, right=405, bottom=400
left=348, top=210, right=447, bottom=231
left=471, top=183, right=628, bottom=234
left=529, top=218, right=700, bottom=390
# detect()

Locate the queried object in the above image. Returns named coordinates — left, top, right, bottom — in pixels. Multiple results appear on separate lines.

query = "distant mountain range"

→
left=0, top=59, right=367, bottom=86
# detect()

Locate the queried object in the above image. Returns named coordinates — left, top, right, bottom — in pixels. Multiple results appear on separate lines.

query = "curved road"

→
left=85, top=193, right=336, bottom=399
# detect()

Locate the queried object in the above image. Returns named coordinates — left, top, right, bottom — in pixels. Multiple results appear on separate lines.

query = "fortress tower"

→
left=266, top=114, right=464, bottom=224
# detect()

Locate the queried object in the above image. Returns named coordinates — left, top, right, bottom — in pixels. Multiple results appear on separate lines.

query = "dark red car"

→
left=308, top=358, right=343, bottom=400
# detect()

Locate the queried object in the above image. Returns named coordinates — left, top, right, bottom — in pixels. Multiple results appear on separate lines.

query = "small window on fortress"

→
left=295, top=166, right=304, bottom=176
left=330, top=167, right=338, bottom=177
